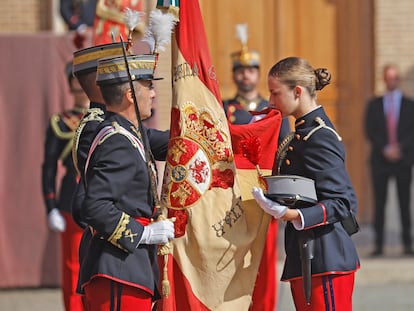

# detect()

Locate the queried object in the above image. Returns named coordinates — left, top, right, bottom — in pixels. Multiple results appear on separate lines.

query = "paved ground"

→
left=277, top=224, right=414, bottom=311
left=1, top=180, right=414, bottom=310
left=1, top=224, right=413, bottom=311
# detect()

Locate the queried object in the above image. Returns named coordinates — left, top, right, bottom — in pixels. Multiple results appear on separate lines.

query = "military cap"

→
left=96, top=54, right=162, bottom=86
left=73, top=42, right=128, bottom=76
left=231, top=49, right=260, bottom=70
left=264, top=175, right=317, bottom=207
left=232, top=23, right=260, bottom=70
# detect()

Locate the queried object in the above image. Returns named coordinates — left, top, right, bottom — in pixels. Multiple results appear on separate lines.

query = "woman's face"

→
left=267, top=75, right=298, bottom=118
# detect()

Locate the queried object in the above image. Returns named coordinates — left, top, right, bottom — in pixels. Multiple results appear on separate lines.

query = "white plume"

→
left=124, top=7, right=143, bottom=31
left=142, top=9, right=177, bottom=53
left=235, top=23, right=248, bottom=45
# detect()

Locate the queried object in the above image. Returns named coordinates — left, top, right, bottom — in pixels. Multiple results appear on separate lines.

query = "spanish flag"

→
left=158, top=0, right=282, bottom=310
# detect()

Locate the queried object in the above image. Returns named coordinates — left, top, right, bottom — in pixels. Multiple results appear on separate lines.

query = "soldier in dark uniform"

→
left=41, top=62, right=89, bottom=311
left=222, top=47, right=268, bottom=124
left=71, top=42, right=170, bottom=228
left=78, top=54, right=174, bottom=310
left=252, top=57, right=360, bottom=311
left=222, top=24, right=290, bottom=143
left=71, top=42, right=129, bottom=229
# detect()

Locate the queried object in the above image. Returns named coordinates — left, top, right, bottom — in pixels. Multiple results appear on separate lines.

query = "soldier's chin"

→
left=142, top=108, right=155, bottom=121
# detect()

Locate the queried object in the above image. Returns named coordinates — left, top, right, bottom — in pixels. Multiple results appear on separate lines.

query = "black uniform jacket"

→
left=278, top=106, right=360, bottom=281
left=42, top=108, right=85, bottom=213
left=364, top=95, right=414, bottom=168
left=223, top=95, right=268, bottom=124
left=78, top=112, right=168, bottom=298
left=71, top=103, right=169, bottom=228
left=72, top=102, right=106, bottom=228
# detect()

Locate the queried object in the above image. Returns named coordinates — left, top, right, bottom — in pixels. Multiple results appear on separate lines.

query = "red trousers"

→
left=290, top=273, right=355, bottom=311
left=61, top=212, right=84, bottom=311
left=83, top=277, right=152, bottom=311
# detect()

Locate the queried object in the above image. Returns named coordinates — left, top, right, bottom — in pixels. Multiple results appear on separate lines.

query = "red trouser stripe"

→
left=290, top=273, right=355, bottom=311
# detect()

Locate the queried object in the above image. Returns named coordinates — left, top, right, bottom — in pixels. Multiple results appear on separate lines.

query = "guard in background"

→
left=222, top=24, right=268, bottom=125
left=222, top=23, right=291, bottom=143
left=41, top=62, right=89, bottom=311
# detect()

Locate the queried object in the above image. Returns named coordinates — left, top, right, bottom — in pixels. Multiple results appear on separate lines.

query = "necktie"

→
left=386, top=94, right=397, bottom=144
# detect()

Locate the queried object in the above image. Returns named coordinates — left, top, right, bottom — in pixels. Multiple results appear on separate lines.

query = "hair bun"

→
left=315, top=68, right=331, bottom=90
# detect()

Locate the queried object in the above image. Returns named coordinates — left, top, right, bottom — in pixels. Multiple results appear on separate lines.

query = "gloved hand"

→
left=139, top=219, right=175, bottom=245
left=252, top=187, right=288, bottom=219
left=48, top=208, right=66, bottom=232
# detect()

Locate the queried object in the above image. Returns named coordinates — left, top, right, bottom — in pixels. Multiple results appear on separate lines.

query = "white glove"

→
left=252, top=187, right=288, bottom=219
left=48, top=208, right=66, bottom=232
left=139, top=220, right=175, bottom=245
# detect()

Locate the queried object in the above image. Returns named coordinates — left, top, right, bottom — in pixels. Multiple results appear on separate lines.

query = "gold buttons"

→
left=295, top=134, right=301, bottom=140
left=285, top=159, right=291, bottom=166
left=288, top=146, right=293, bottom=151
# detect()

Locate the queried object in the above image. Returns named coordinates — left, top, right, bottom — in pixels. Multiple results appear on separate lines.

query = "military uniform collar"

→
left=90, top=101, right=106, bottom=111
left=105, top=111, right=137, bottom=131
left=295, top=105, right=323, bottom=129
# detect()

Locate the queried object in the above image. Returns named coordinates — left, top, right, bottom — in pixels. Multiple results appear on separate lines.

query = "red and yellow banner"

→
left=158, top=0, right=282, bottom=310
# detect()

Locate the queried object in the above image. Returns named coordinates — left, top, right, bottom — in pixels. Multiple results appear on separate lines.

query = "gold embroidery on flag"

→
left=162, top=102, right=233, bottom=209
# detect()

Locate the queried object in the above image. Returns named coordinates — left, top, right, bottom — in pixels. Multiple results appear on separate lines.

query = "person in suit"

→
left=77, top=54, right=174, bottom=310
left=41, top=62, right=89, bottom=311
left=364, top=64, right=414, bottom=256
left=252, top=57, right=360, bottom=310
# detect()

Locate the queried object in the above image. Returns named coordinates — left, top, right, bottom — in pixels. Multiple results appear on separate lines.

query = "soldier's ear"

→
left=125, top=88, right=134, bottom=103
left=294, top=86, right=302, bottom=98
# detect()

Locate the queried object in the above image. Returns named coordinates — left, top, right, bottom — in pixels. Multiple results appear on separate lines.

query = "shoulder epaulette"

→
left=61, top=110, right=84, bottom=132
left=50, top=113, right=74, bottom=140
left=50, top=113, right=77, bottom=161
left=303, top=117, right=342, bottom=141
left=72, top=107, right=105, bottom=176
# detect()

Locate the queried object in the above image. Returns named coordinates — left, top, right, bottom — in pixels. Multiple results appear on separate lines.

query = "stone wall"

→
left=375, top=0, right=414, bottom=97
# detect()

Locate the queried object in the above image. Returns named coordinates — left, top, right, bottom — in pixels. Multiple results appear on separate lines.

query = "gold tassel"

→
left=157, top=216, right=176, bottom=297
left=158, top=241, right=172, bottom=297
left=162, top=253, right=170, bottom=297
